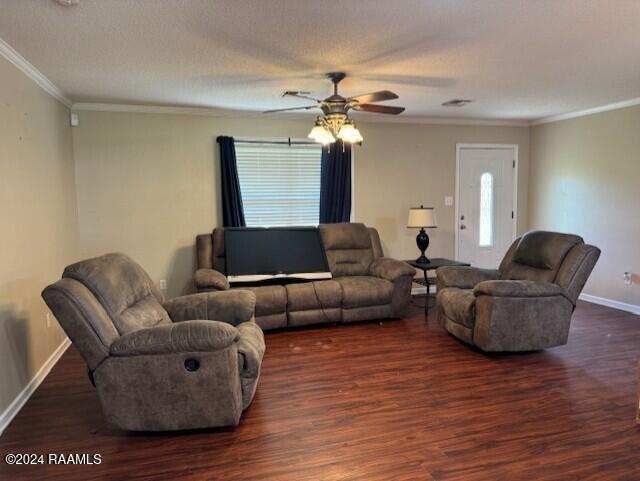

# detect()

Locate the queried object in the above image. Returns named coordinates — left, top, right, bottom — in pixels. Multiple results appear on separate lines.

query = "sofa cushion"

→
left=319, top=223, right=374, bottom=276
left=325, top=249, right=374, bottom=277
left=335, top=276, right=394, bottom=308
left=512, top=231, right=583, bottom=270
left=286, top=280, right=342, bottom=311
left=438, top=287, right=476, bottom=328
left=286, top=280, right=342, bottom=326
left=63, top=253, right=171, bottom=335
left=320, top=222, right=371, bottom=250
left=244, top=285, right=287, bottom=317
left=501, top=263, right=558, bottom=283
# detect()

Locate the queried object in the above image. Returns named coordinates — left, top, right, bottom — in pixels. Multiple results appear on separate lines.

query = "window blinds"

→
left=235, top=141, right=322, bottom=227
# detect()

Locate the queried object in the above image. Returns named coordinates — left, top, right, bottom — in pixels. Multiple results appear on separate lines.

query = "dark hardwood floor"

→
left=1, top=300, right=639, bottom=480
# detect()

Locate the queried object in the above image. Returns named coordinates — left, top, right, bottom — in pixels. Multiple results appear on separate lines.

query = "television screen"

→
left=224, top=227, right=331, bottom=283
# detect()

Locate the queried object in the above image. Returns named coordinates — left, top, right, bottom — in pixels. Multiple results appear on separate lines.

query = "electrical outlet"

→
left=159, top=279, right=167, bottom=290
left=623, top=272, right=633, bottom=285
left=445, top=196, right=454, bottom=207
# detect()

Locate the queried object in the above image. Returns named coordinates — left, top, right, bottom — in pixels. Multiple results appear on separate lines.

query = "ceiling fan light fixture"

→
left=266, top=72, right=404, bottom=146
left=308, top=120, right=335, bottom=145
left=337, top=121, right=363, bottom=144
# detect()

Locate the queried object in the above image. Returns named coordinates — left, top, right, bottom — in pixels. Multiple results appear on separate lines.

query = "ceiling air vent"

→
left=442, top=99, right=473, bottom=107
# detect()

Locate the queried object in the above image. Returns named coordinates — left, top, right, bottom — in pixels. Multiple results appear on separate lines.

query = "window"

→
left=235, top=141, right=322, bottom=227
left=478, top=172, right=494, bottom=247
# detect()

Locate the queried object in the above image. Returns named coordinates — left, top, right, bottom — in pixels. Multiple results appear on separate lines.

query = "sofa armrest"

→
left=370, top=258, right=415, bottom=281
left=163, top=290, right=256, bottom=326
left=473, top=280, right=564, bottom=298
left=195, top=268, right=230, bottom=291
left=109, top=320, right=238, bottom=356
left=236, top=321, right=265, bottom=377
left=436, top=266, right=500, bottom=289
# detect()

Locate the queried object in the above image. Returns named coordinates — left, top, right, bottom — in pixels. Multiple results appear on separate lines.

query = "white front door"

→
left=456, top=146, right=516, bottom=269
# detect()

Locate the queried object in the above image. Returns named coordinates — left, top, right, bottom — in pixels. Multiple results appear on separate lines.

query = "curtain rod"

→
left=234, top=137, right=317, bottom=146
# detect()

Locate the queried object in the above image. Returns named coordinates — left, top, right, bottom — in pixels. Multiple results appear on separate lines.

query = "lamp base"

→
left=415, top=228, right=430, bottom=265
left=415, top=254, right=431, bottom=265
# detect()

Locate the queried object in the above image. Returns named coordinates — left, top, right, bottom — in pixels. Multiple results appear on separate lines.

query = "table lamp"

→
left=407, top=205, right=437, bottom=263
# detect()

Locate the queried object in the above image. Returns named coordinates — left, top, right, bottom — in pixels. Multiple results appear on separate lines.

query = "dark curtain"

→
left=320, top=140, right=352, bottom=223
left=216, top=136, right=246, bottom=227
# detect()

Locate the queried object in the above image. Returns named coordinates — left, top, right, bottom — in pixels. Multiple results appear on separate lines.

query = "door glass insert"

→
left=479, top=172, right=494, bottom=247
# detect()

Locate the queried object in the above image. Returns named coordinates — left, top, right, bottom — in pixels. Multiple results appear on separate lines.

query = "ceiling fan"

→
left=263, top=72, right=405, bottom=145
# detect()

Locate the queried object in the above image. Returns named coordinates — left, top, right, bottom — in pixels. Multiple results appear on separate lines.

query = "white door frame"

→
left=454, top=143, right=518, bottom=261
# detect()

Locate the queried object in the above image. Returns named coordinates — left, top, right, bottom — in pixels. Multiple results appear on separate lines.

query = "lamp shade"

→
left=407, top=206, right=437, bottom=228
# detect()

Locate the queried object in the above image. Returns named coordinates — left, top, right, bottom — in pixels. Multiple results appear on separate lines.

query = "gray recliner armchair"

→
left=42, top=253, right=265, bottom=431
left=436, top=230, right=600, bottom=352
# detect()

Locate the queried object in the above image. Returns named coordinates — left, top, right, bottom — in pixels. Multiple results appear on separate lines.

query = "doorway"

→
left=455, top=144, right=518, bottom=268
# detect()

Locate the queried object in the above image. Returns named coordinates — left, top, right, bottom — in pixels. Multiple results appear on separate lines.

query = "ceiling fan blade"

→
left=263, top=104, right=320, bottom=113
left=348, top=90, right=399, bottom=104
left=282, top=91, right=322, bottom=102
left=352, top=104, right=405, bottom=115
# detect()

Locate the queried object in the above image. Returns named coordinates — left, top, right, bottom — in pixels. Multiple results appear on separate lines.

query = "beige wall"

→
left=72, top=110, right=529, bottom=298
left=355, top=122, right=529, bottom=262
left=529, top=106, right=640, bottom=306
left=0, top=56, right=78, bottom=418
left=72, top=112, right=313, bottom=297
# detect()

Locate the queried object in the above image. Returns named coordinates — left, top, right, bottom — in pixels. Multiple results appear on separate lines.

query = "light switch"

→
left=445, top=196, right=454, bottom=206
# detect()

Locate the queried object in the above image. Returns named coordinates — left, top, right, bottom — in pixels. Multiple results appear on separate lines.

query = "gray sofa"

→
left=42, top=253, right=265, bottom=431
left=195, top=222, right=416, bottom=330
left=436, top=230, right=600, bottom=352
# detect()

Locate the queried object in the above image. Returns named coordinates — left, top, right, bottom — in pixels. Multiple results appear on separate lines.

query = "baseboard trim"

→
left=0, top=337, right=71, bottom=436
left=409, top=289, right=640, bottom=315
left=579, top=293, right=640, bottom=316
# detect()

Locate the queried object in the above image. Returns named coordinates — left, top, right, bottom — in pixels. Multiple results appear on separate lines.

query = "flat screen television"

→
left=224, top=227, right=332, bottom=283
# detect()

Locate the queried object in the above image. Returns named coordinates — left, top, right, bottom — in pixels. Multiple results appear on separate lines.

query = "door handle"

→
left=460, top=224, right=466, bottom=230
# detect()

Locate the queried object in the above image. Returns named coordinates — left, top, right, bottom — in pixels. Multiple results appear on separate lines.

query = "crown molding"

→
left=531, top=97, right=640, bottom=126
left=0, top=37, right=72, bottom=108
left=68, top=97, right=640, bottom=128
left=362, top=115, right=529, bottom=127
left=72, top=102, right=530, bottom=127
left=71, top=102, right=279, bottom=118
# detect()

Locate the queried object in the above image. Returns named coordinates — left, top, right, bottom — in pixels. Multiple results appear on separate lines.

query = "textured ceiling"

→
left=1, top=0, right=640, bottom=121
